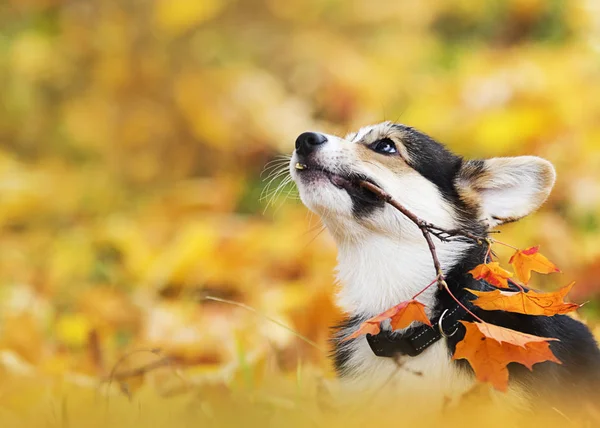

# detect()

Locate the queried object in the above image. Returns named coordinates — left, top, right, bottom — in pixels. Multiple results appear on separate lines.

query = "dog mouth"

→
left=294, top=161, right=382, bottom=204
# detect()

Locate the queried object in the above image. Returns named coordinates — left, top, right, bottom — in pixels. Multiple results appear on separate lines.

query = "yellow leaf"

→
left=55, top=313, right=91, bottom=348
left=154, top=0, right=226, bottom=37
left=453, top=322, right=560, bottom=392
left=509, top=246, right=560, bottom=284
left=469, top=262, right=513, bottom=289
left=466, top=282, right=580, bottom=316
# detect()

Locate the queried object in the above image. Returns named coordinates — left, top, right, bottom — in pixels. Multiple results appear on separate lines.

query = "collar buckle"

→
left=438, top=308, right=460, bottom=338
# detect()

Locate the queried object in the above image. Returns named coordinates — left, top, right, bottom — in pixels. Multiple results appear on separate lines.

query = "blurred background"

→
left=1, top=0, right=600, bottom=423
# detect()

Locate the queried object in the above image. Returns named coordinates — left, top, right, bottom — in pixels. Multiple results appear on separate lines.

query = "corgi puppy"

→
left=289, top=121, right=600, bottom=410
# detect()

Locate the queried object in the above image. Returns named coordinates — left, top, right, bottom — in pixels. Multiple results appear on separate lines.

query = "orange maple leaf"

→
left=468, top=262, right=513, bottom=288
left=452, top=321, right=561, bottom=391
left=466, top=282, right=580, bottom=316
left=343, top=300, right=431, bottom=341
left=390, top=300, right=432, bottom=330
left=509, top=246, right=560, bottom=284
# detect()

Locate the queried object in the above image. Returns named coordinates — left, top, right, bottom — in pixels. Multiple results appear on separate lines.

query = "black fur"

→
left=393, top=124, right=464, bottom=205
left=330, top=316, right=366, bottom=377
left=388, top=124, right=486, bottom=232
left=345, top=174, right=386, bottom=218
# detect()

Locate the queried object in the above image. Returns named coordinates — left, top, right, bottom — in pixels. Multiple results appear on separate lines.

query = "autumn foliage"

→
left=453, top=321, right=561, bottom=392
left=509, top=246, right=561, bottom=284
left=467, top=282, right=580, bottom=316
left=343, top=300, right=432, bottom=341
left=469, top=262, right=514, bottom=289
left=344, top=214, right=579, bottom=391
left=1, top=0, right=600, bottom=426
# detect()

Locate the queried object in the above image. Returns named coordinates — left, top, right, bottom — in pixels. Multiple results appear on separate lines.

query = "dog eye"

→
left=370, top=139, right=397, bottom=155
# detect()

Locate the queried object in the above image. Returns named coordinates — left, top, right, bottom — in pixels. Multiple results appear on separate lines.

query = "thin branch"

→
left=441, top=282, right=485, bottom=323
left=107, top=357, right=173, bottom=381
left=103, top=348, right=163, bottom=409
left=359, top=181, right=488, bottom=290
left=491, top=239, right=520, bottom=251
left=359, top=181, right=487, bottom=243
left=358, top=180, right=488, bottom=323
left=411, top=278, right=438, bottom=300
left=484, top=243, right=493, bottom=263
left=358, top=181, right=444, bottom=288
left=508, top=279, right=526, bottom=292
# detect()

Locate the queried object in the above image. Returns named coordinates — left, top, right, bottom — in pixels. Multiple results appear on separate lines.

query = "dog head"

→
left=290, top=121, right=556, bottom=243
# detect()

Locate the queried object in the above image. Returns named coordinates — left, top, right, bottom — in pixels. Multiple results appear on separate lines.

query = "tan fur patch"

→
left=536, top=161, right=556, bottom=195
left=455, top=160, right=487, bottom=214
left=352, top=122, right=414, bottom=174
left=354, top=143, right=413, bottom=175
left=457, top=185, right=483, bottom=212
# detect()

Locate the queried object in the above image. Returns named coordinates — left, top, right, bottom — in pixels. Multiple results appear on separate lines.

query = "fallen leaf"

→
left=342, top=322, right=382, bottom=341
left=343, top=300, right=431, bottom=341
left=453, top=321, right=561, bottom=391
left=468, top=262, right=513, bottom=288
left=509, top=246, right=560, bottom=284
left=390, top=300, right=432, bottom=330
left=55, top=313, right=92, bottom=348
left=466, top=282, right=580, bottom=316
left=342, top=305, right=401, bottom=341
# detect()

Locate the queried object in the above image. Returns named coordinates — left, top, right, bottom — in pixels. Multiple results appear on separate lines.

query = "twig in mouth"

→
left=357, top=180, right=489, bottom=319
left=358, top=181, right=446, bottom=289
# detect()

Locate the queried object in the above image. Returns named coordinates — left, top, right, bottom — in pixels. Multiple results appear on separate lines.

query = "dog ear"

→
left=456, top=156, right=556, bottom=229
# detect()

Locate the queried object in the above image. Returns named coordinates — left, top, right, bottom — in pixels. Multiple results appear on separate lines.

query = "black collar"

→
left=366, top=294, right=472, bottom=358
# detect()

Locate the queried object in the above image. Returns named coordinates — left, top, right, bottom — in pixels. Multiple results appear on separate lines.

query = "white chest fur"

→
left=332, top=232, right=476, bottom=403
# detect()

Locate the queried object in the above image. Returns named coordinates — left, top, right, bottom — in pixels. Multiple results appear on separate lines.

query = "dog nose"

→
left=295, top=132, right=327, bottom=156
